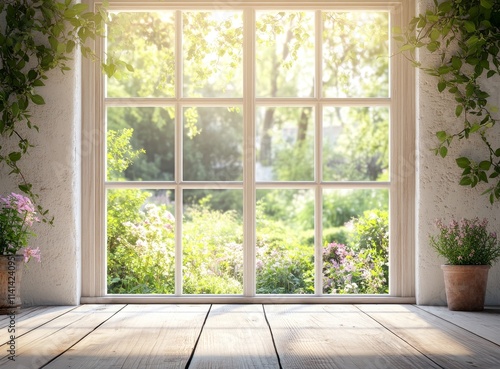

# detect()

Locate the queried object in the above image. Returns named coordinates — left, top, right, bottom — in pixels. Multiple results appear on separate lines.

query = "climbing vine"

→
left=395, top=0, right=500, bottom=203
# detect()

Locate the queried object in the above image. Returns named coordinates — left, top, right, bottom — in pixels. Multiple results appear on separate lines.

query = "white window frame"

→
left=81, top=0, right=416, bottom=303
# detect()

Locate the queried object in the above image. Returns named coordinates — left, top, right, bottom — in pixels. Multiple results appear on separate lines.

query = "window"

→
left=82, top=0, right=415, bottom=302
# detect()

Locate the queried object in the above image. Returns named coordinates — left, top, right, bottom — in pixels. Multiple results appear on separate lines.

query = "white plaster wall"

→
left=416, top=0, right=500, bottom=305
left=0, top=58, right=81, bottom=306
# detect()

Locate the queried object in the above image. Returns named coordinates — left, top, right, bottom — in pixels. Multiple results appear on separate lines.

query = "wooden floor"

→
left=0, top=304, right=499, bottom=368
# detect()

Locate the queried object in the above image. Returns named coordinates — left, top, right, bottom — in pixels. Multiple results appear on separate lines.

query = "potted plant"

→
left=0, top=192, right=41, bottom=314
left=429, top=217, right=500, bottom=311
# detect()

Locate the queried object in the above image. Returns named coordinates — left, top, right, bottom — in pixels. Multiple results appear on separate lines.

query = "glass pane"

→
left=106, top=12, right=175, bottom=98
left=256, top=107, right=314, bottom=181
left=107, top=189, right=175, bottom=294
left=322, top=189, right=389, bottom=294
left=256, top=189, right=314, bottom=294
left=256, top=11, right=315, bottom=97
left=322, top=12, right=389, bottom=98
left=107, top=107, right=175, bottom=181
left=183, top=11, right=243, bottom=97
left=322, top=107, right=389, bottom=181
left=183, top=190, right=243, bottom=294
left=183, top=107, right=243, bottom=181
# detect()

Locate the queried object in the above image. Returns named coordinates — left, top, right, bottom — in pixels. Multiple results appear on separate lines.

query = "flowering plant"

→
left=0, top=193, right=41, bottom=263
left=430, top=218, right=500, bottom=266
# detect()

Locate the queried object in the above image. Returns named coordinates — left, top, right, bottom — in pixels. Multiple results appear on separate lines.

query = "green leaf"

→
left=438, top=1, right=452, bottom=13
left=427, top=42, right=439, bottom=52
left=456, top=157, right=471, bottom=168
left=455, top=104, right=463, bottom=117
left=463, top=21, right=476, bottom=33
left=72, top=3, right=89, bottom=13
left=469, top=123, right=481, bottom=133
left=436, top=131, right=447, bottom=142
left=11, top=102, right=19, bottom=116
left=430, top=29, right=440, bottom=41
left=30, top=94, right=45, bottom=105
left=478, top=161, right=491, bottom=170
left=18, top=184, right=32, bottom=194
left=8, top=152, right=21, bottom=162
left=451, top=57, right=462, bottom=70
left=439, top=146, right=448, bottom=158
left=471, top=176, right=479, bottom=188
left=478, top=171, right=488, bottom=183
left=400, top=44, right=416, bottom=52
left=459, top=177, right=472, bottom=186
left=495, top=148, right=500, bottom=157
left=66, top=40, right=75, bottom=53
left=437, top=80, right=446, bottom=92
left=33, top=79, right=45, bottom=87
left=438, top=66, right=452, bottom=75
left=466, top=35, right=479, bottom=48
left=480, top=0, right=493, bottom=9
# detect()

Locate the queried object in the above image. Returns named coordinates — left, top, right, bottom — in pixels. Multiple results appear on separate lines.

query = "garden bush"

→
left=323, top=209, right=389, bottom=294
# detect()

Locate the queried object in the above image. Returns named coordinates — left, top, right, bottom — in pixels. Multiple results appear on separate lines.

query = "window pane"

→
left=107, top=189, right=175, bottom=294
left=322, top=12, right=389, bottom=98
left=322, top=189, right=389, bottom=294
left=256, top=107, right=314, bottom=181
left=256, top=11, right=315, bottom=97
left=106, top=12, right=175, bottom=98
left=107, top=107, right=175, bottom=181
left=256, top=189, right=314, bottom=294
left=322, top=107, right=389, bottom=181
left=183, top=190, right=243, bottom=294
left=183, top=11, right=243, bottom=97
left=183, top=107, right=243, bottom=181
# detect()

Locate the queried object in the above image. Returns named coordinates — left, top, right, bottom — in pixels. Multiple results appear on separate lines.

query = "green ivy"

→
left=0, top=0, right=131, bottom=222
left=395, top=0, right=500, bottom=203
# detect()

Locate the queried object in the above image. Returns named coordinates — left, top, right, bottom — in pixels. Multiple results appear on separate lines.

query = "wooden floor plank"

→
left=0, top=304, right=124, bottom=369
left=0, top=306, right=40, bottom=327
left=417, top=305, right=500, bottom=345
left=188, top=304, right=280, bottom=369
left=45, top=304, right=210, bottom=369
left=1, top=306, right=77, bottom=340
left=358, top=304, right=500, bottom=369
left=265, top=304, right=441, bottom=369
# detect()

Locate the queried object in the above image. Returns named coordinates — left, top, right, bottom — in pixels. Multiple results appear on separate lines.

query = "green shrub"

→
left=323, top=209, right=389, bottom=294
left=256, top=214, right=314, bottom=294
left=107, top=201, right=176, bottom=294
left=182, top=206, right=244, bottom=294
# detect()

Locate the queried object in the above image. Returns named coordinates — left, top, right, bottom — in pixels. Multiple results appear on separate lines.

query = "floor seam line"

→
left=184, top=304, right=212, bottom=369
left=354, top=304, right=446, bottom=369
left=38, top=303, right=129, bottom=368
left=262, top=304, right=283, bottom=369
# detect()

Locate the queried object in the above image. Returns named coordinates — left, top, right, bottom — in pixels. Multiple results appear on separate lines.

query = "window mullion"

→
left=243, top=8, right=256, bottom=297
left=174, top=9, right=183, bottom=296
left=314, top=10, right=323, bottom=296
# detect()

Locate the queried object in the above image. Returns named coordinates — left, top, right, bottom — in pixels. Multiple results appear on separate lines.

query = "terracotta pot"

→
left=441, top=264, right=490, bottom=311
left=0, top=255, right=23, bottom=315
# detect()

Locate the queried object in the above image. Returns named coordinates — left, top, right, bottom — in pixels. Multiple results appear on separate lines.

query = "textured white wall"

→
left=0, top=58, right=81, bottom=305
left=416, top=0, right=500, bottom=305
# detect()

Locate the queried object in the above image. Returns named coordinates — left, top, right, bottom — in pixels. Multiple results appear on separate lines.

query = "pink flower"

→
left=23, top=247, right=41, bottom=263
